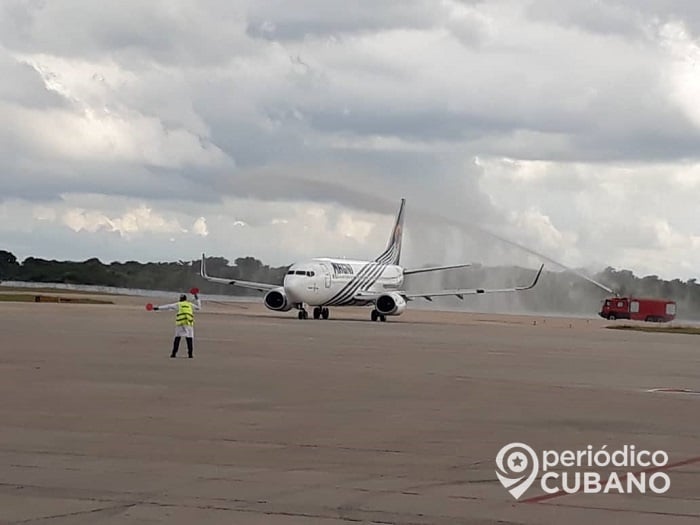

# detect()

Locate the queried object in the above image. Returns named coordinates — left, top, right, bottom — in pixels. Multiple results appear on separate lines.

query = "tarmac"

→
left=1, top=295, right=699, bottom=524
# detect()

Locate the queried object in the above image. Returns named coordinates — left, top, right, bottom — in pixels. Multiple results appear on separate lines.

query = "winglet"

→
left=522, top=264, right=544, bottom=290
left=200, top=253, right=208, bottom=278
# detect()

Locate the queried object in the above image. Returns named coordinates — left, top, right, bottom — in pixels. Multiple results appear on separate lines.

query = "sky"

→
left=2, top=0, right=700, bottom=279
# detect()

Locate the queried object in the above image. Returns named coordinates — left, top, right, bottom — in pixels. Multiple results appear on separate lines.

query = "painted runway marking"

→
left=521, top=455, right=700, bottom=504
left=647, top=387, right=700, bottom=395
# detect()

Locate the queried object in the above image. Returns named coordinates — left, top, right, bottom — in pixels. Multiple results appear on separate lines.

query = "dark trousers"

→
left=171, top=337, right=193, bottom=357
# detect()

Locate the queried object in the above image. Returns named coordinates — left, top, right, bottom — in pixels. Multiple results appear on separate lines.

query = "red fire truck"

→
left=599, top=297, right=676, bottom=322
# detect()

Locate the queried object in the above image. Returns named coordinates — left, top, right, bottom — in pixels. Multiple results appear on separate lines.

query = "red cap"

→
left=190, top=287, right=200, bottom=295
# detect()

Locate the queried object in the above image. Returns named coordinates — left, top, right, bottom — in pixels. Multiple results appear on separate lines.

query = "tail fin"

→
left=375, top=198, right=405, bottom=265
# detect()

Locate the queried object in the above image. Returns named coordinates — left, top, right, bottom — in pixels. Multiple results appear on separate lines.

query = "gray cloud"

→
left=526, top=0, right=650, bottom=39
left=245, top=0, right=446, bottom=40
left=0, top=0, right=256, bottom=64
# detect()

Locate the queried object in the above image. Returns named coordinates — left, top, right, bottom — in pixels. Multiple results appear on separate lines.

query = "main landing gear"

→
left=297, top=305, right=330, bottom=320
left=313, top=307, right=330, bottom=320
left=370, top=309, right=386, bottom=322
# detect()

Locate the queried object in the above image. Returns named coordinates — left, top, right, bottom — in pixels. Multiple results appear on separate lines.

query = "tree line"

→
left=2, top=249, right=699, bottom=318
left=0, top=250, right=288, bottom=297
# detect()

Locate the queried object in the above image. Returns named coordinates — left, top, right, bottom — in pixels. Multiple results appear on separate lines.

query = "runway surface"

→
left=1, top=297, right=699, bottom=524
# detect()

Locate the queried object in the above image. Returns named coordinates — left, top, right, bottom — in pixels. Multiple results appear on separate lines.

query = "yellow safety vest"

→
left=175, top=301, right=194, bottom=326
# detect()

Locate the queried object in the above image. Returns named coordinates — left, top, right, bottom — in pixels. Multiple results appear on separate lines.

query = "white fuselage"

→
left=283, top=258, right=404, bottom=307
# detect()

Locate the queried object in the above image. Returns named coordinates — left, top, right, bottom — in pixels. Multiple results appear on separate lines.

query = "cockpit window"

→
left=289, top=269, right=314, bottom=276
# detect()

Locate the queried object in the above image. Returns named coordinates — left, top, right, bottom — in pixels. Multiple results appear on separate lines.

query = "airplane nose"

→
left=284, top=277, right=305, bottom=302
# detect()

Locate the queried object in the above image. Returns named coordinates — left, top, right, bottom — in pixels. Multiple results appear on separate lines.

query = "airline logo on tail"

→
left=375, top=198, right=405, bottom=266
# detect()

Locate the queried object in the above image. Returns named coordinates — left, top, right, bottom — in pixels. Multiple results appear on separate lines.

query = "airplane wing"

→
left=403, top=263, right=471, bottom=276
left=403, top=264, right=471, bottom=275
left=403, top=264, right=544, bottom=301
left=199, top=254, right=279, bottom=292
left=355, top=264, right=544, bottom=302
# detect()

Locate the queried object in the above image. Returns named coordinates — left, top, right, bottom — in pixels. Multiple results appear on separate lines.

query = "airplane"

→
left=199, top=199, right=544, bottom=321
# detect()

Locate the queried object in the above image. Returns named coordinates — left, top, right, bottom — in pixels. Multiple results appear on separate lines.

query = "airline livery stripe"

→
left=327, top=264, right=378, bottom=306
left=376, top=245, right=396, bottom=264
left=327, top=263, right=381, bottom=306
left=341, top=265, right=384, bottom=301
left=329, top=262, right=386, bottom=306
left=375, top=243, right=393, bottom=262
left=375, top=239, right=399, bottom=265
left=325, top=263, right=372, bottom=304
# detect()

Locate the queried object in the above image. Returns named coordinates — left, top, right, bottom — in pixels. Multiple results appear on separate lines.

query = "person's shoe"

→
left=188, top=354, right=193, bottom=358
left=170, top=354, right=177, bottom=358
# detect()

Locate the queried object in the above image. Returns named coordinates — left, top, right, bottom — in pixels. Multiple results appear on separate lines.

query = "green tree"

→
left=0, top=250, right=19, bottom=279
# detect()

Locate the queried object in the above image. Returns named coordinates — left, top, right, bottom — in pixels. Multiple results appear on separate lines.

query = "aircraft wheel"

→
left=313, top=307, right=321, bottom=320
left=371, top=309, right=378, bottom=322
left=380, top=314, right=387, bottom=322
left=298, top=310, right=308, bottom=320
left=321, top=308, right=329, bottom=320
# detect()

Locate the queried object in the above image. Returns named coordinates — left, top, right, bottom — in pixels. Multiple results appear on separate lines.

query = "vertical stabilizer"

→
left=375, top=199, right=405, bottom=265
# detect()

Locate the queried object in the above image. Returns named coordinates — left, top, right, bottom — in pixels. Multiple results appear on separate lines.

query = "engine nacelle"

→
left=264, top=287, right=293, bottom=312
left=375, top=292, right=407, bottom=316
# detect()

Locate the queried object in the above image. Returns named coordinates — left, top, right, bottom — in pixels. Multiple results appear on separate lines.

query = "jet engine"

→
left=375, top=292, right=407, bottom=316
left=264, top=287, right=293, bottom=312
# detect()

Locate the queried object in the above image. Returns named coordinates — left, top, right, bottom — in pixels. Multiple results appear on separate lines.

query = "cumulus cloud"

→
left=61, top=205, right=186, bottom=238
left=192, top=217, right=209, bottom=236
